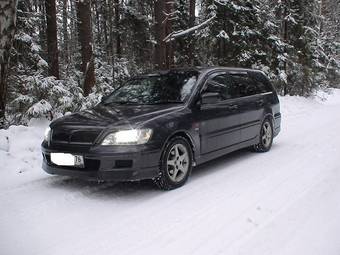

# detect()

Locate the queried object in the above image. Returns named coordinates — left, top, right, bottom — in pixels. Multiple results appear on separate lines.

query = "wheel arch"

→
left=263, top=112, right=274, bottom=126
left=161, top=130, right=197, bottom=166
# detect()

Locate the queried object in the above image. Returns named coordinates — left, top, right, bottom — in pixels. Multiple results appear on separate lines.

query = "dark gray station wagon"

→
left=42, top=67, right=281, bottom=190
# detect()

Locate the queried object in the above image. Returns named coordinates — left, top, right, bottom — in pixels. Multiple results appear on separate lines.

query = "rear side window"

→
left=250, top=72, right=273, bottom=93
left=229, top=73, right=259, bottom=97
left=204, top=74, right=239, bottom=100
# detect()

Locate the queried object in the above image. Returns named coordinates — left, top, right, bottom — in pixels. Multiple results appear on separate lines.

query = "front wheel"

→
left=154, top=137, right=193, bottom=190
left=253, top=119, right=273, bottom=153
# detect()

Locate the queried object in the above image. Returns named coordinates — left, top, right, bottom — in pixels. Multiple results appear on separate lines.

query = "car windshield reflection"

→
left=103, top=71, right=199, bottom=105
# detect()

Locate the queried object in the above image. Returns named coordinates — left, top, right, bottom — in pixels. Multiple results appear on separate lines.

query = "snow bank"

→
left=0, top=118, right=49, bottom=188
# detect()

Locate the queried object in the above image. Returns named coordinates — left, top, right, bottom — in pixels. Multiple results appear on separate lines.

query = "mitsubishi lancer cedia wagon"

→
left=42, top=67, right=281, bottom=190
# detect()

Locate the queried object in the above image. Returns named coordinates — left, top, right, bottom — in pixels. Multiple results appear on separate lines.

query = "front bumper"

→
left=41, top=142, right=161, bottom=181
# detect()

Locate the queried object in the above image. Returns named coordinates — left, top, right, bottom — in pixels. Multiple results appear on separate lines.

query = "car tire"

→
left=253, top=118, right=274, bottom=153
left=154, top=136, right=193, bottom=190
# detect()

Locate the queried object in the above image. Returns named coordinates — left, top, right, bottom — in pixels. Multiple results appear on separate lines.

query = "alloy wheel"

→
left=262, top=121, right=273, bottom=148
left=166, top=144, right=190, bottom=183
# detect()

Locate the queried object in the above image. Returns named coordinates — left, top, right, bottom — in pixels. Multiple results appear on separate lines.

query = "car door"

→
left=229, top=72, right=264, bottom=142
left=195, top=72, right=242, bottom=155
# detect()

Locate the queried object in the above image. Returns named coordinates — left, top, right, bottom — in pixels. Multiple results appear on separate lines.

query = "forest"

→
left=0, top=0, right=339, bottom=128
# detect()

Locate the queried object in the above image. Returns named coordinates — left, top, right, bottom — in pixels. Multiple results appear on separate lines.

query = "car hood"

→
left=51, top=103, right=183, bottom=129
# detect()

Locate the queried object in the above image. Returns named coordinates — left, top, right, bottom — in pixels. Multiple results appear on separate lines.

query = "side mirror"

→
left=101, top=95, right=109, bottom=103
left=200, top=92, right=221, bottom=105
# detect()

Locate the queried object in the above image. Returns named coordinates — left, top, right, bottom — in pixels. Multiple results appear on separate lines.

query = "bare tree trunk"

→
left=39, top=0, right=47, bottom=60
left=70, top=0, right=77, bottom=63
left=93, top=0, right=101, bottom=47
left=136, top=2, right=152, bottom=67
left=114, top=0, right=122, bottom=58
left=320, top=0, right=325, bottom=33
left=45, top=0, right=60, bottom=79
left=282, top=0, right=289, bottom=96
left=0, top=0, right=18, bottom=128
left=62, top=0, right=69, bottom=66
left=189, top=0, right=196, bottom=27
left=108, top=0, right=115, bottom=75
left=154, top=0, right=167, bottom=69
left=189, top=0, right=196, bottom=65
left=101, top=0, right=109, bottom=63
left=165, top=1, right=174, bottom=68
left=34, top=0, right=38, bottom=11
left=76, top=0, right=96, bottom=96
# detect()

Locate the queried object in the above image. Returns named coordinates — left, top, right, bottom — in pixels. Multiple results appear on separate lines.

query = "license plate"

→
left=50, top=153, right=84, bottom=167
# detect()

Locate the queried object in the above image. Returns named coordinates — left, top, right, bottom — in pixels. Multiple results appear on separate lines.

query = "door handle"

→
left=256, top=99, right=265, bottom=106
left=227, top=104, right=238, bottom=111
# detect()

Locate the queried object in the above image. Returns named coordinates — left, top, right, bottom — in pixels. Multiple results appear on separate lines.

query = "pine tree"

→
left=320, top=0, right=340, bottom=87
left=172, top=0, right=195, bottom=66
left=197, top=0, right=279, bottom=70
left=122, top=1, right=153, bottom=69
left=2, top=0, right=340, bottom=126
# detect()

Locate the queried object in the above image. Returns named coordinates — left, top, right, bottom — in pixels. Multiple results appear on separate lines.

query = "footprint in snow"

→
left=247, top=217, right=259, bottom=227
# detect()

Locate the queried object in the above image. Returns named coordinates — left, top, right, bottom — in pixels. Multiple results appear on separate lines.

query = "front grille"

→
left=52, top=129, right=69, bottom=142
left=51, top=128, right=102, bottom=145
left=70, top=131, right=101, bottom=144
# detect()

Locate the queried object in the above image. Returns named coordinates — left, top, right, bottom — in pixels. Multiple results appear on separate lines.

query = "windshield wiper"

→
left=149, top=100, right=184, bottom=105
left=103, top=100, right=183, bottom=106
left=102, top=101, right=140, bottom=105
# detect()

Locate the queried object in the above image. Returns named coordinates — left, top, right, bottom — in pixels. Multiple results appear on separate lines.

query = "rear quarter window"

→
left=250, top=72, right=274, bottom=93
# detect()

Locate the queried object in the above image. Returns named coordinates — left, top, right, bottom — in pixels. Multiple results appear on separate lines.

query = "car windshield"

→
left=103, top=71, right=199, bottom=105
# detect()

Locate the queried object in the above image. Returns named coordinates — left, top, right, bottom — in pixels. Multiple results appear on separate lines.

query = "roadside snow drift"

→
left=1, top=90, right=340, bottom=255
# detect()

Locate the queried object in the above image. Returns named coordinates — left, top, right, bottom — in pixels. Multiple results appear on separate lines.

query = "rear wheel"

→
left=154, top=137, right=193, bottom=190
left=253, top=118, right=273, bottom=152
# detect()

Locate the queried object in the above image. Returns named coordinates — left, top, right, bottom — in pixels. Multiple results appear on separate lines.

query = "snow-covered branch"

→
left=164, top=15, right=216, bottom=43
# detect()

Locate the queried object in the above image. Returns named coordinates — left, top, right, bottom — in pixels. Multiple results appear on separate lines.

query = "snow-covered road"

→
left=1, top=90, right=340, bottom=255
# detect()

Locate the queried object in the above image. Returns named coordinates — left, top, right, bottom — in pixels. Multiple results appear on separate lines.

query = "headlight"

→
left=44, top=127, right=51, bottom=141
left=101, top=129, right=153, bottom=145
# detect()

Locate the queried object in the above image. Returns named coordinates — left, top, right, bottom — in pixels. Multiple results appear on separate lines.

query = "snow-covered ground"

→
left=1, top=90, right=340, bottom=255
